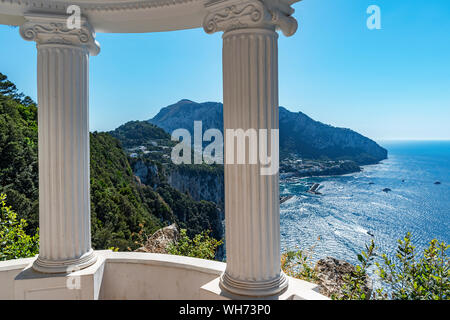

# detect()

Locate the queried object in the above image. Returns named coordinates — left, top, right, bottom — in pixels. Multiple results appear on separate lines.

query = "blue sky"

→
left=0, top=0, right=449, bottom=141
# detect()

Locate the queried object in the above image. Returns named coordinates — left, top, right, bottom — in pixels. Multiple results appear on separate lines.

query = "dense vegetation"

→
left=89, top=131, right=165, bottom=249
left=0, top=73, right=39, bottom=233
left=110, top=120, right=171, bottom=149
left=0, top=72, right=221, bottom=251
left=110, top=120, right=224, bottom=238
left=0, top=193, right=39, bottom=261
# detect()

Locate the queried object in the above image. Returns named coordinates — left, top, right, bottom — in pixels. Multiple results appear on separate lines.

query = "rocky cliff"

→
left=131, top=157, right=224, bottom=210
left=167, top=166, right=224, bottom=210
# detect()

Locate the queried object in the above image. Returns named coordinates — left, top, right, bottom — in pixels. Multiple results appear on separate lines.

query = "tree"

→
left=0, top=72, right=35, bottom=107
left=0, top=79, right=39, bottom=232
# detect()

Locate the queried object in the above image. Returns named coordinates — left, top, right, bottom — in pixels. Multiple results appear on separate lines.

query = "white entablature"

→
left=0, top=0, right=299, bottom=33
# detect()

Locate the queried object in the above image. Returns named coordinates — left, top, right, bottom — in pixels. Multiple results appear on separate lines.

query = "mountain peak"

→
left=176, top=99, right=195, bottom=104
left=149, top=101, right=387, bottom=165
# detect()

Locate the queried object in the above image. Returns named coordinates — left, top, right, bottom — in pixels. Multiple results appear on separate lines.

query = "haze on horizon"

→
left=0, top=0, right=449, bottom=141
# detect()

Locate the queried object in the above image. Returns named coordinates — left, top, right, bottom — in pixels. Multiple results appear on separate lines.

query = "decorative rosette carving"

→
left=20, top=14, right=100, bottom=56
left=203, top=0, right=300, bottom=37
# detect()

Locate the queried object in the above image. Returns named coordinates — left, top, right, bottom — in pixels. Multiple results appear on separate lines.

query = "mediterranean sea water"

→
left=280, top=141, right=450, bottom=264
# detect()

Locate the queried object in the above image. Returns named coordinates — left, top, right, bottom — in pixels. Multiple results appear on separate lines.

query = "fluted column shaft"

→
left=203, top=0, right=299, bottom=297
left=220, top=27, right=286, bottom=297
left=20, top=14, right=100, bottom=273
left=34, top=44, right=95, bottom=273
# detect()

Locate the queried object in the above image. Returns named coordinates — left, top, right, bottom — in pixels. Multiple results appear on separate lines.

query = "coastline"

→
left=281, top=160, right=362, bottom=182
left=280, top=152, right=388, bottom=182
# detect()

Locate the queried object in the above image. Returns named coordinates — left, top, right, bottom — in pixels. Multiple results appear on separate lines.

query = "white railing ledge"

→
left=103, top=251, right=226, bottom=276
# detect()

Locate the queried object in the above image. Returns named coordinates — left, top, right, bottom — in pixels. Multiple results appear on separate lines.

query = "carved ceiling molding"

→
left=19, top=14, right=100, bottom=55
left=203, top=0, right=300, bottom=37
left=0, top=0, right=198, bottom=12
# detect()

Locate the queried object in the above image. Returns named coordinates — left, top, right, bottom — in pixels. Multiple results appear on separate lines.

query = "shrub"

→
left=281, top=248, right=318, bottom=283
left=167, top=228, right=222, bottom=260
left=375, top=233, right=449, bottom=300
left=340, top=239, right=375, bottom=300
left=284, top=234, right=448, bottom=300
left=0, top=193, right=39, bottom=260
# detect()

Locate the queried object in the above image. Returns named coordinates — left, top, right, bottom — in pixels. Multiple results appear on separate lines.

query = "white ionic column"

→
left=20, top=14, right=100, bottom=273
left=204, top=0, right=299, bottom=297
left=221, top=28, right=285, bottom=297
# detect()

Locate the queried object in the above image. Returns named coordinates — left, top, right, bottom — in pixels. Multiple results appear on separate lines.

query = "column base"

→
left=32, top=249, right=97, bottom=274
left=200, top=275, right=329, bottom=300
left=14, top=251, right=107, bottom=300
left=219, top=271, right=288, bottom=297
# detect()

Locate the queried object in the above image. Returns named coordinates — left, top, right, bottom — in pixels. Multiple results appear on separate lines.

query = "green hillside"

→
left=0, top=72, right=221, bottom=250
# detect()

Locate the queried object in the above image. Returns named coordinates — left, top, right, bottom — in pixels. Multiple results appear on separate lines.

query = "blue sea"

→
left=280, top=141, right=450, bottom=264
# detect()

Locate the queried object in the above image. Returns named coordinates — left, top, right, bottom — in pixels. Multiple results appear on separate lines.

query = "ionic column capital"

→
left=203, top=0, right=300, bottom=37
left=19, top=13, right=100, bottom=56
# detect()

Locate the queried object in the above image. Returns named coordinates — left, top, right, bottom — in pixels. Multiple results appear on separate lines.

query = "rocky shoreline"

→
left=280, top=158, right=362, bottom=180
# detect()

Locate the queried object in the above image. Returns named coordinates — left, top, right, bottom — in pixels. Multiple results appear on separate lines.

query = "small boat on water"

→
left=308, top=183, right=322, bottom=195
left=280, top=195, right=294, bottom=204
